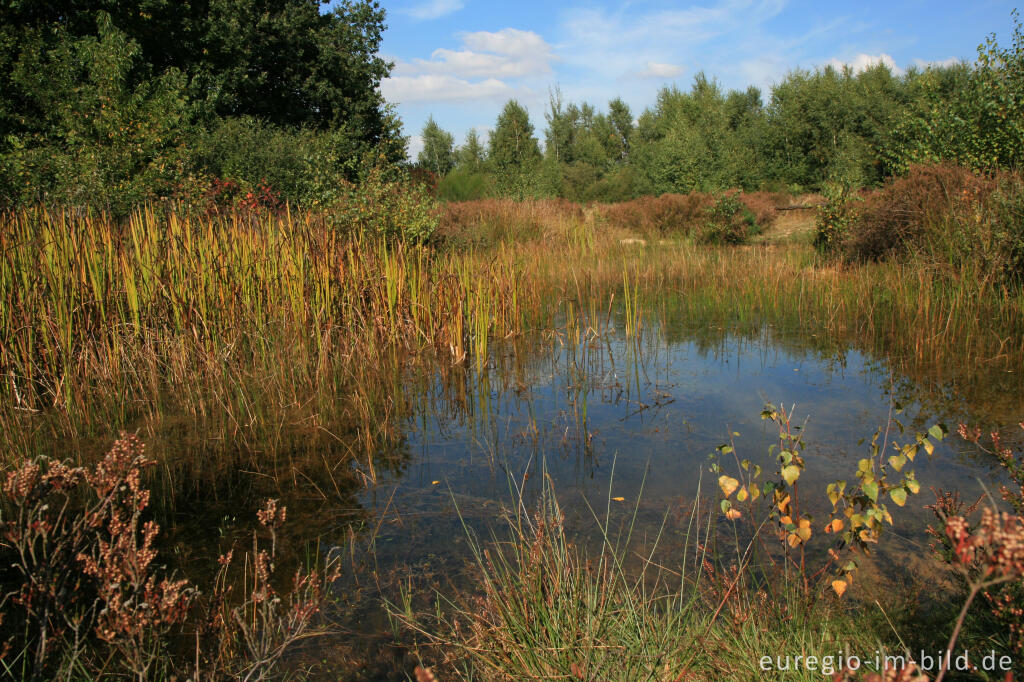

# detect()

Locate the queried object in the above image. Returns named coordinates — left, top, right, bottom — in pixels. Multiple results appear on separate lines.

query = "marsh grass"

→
left=390, top=469, right=885, bottom=681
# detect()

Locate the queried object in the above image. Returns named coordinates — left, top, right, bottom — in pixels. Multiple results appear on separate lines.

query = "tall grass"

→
left=0, top=207, right=532, bottom=465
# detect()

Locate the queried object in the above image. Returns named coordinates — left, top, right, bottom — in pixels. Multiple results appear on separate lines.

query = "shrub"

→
left=814, top=183, right=862, bottom=255
left=594, top=192, right=712, bottom=237
left=825, top=163, right=1024, bottom=286
left=330, top=166, right=440, bottom=243
left=0, top=434, right=339, bottom=680
left=437, top=168, right=495, bottom=202
left=699, top=192, right=758, bottom=244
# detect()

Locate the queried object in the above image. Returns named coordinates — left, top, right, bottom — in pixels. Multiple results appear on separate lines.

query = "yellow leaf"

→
left=781, top=465, right=801, bottom=486
left=718, top=476, right=740, bottom=498
left=612, top=496, right=625, bottom=502
left=777, top=494, right=791, bottom=514
left=831, top=579, right=848, bottom=597
left=431, top=480, right=440, bottom=485
left=736, top=486, right=749, bottom=502
left=780, top=515, right=793, bottom=525
left=787, top=533, right=802, bottom=548
left=796, top=518, right=812, bottom=542
left=725, top=508, right=742, bottom=520
left=825, top=519, right=844, bottom=533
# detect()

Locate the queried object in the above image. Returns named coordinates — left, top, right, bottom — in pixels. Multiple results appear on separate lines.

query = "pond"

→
left=348, top=311, right=1011, bottom=609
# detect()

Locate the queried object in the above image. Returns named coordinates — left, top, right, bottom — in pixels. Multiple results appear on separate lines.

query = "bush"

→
left=699, top=192, right=759, bottom=244
left=329, top=165, right=439, bottom=242
left=437, top=168, right=495, bottom=202
left=594, top=192, right=712, bottom=236
left=825, top=163, right=1024, bottom=286
left=0, top=434, right=339, bottom=680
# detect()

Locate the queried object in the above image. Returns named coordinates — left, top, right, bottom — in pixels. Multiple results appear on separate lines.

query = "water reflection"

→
left=360, top=317, right=1012, bottom=577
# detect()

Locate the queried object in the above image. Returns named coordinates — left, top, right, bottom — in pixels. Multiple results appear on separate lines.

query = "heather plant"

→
left=0, top=434, right=339, bottom=680
left=925, top=423, right=1024, bottom=669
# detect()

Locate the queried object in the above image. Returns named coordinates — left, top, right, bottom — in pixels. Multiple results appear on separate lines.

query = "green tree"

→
left=456, top=129, right=487, bottom=171
left=607, top=97, right=634, bottom=163
left=489, top=99, right=541, bottom=198
left=0, top=13, right=193, bottom=210
left=418, top=116, right=455, bottom=175
left=887, top=12, right=1024, bottom=172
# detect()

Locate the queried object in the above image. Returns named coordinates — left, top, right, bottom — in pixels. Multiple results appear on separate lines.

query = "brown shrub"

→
left=595, top=192, right=713, bottom=236
left=437, top=198, right=584, bottom=245
left=737, top=191, right=786, bottom=229
left=846, top=164, right=998, bottom=261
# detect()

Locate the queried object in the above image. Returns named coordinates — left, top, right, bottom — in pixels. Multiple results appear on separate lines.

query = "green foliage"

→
left=813, top=183, right=861, bottom=255
left=331, top=166, right=439, bottom=242
left=0, top=14, right=194, bottom=212
left=762, top=63, right=905, bottom=191
left=488, top=99, right=541, bottom=199
left=418, top=116, right=455, bottom=175
left=699, top=193, right=758, bottom=244
left=437, top=167, right=494, bottom=201
left=0, top=0, right=403, bottom=211
left=455, top=128, right=487, bottom=172
left=888, top=12, right=1024, bottom=173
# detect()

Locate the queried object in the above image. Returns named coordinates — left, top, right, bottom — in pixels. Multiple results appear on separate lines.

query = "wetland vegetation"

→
left=2, top=3, right=1024, bottom=681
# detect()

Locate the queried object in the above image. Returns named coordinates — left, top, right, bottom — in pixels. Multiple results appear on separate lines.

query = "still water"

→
left=352, top=317, right=1008, bottom=584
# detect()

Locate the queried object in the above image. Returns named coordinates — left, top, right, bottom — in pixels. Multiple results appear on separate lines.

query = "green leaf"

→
left=929, top=424, right=947, bottom=441
left=889, top=488, right=907, bottom=506
left=720, top=499, right=732, bottom=514
left=905, top=478, right=920, bottom=495
left=863, top=481, right=879, bottom=502
left=781, top=465, right=801, bottom=486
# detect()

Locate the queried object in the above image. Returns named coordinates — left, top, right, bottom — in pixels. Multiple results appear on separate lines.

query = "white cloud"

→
left=407, top=135, right=425, bottom=160
left=398, top=29, right=555, bottom=79
left=380, top=74, right=513, bottom=103
left=401, top=0, right=464, bottom=21
left=382, top=28, right=553, bottom=106
left=635, top=61, right=685, bottom=79
left=826, top=53, right=903, bottom=75
left=912, top=56, right=961, bottom=70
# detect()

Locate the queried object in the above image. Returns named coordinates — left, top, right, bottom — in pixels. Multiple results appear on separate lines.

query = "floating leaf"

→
left=889, top=488, right=907, bottom=506
left=431, top=480, right=440, bottom=485
left=718, top=475, right=740, bottom=498
left=781, top=465, right=800, bottom=486
left=612, top=496, right=625, bottom=502
left=831, top=579, right=848, bottom=597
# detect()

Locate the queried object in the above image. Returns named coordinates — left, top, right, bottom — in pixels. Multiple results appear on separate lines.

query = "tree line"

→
left=0, top=3, right=1020, bottom=212
left=423, top=13, right=1024, bottom=202
left=0, top=0, right=404, bottom=213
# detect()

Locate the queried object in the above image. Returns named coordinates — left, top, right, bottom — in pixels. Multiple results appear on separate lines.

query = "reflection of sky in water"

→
left=359, top=323, right=1007, bottom=569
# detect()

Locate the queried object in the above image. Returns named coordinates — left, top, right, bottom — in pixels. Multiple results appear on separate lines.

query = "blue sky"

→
left=342, top=1, right=1019, bottom=159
